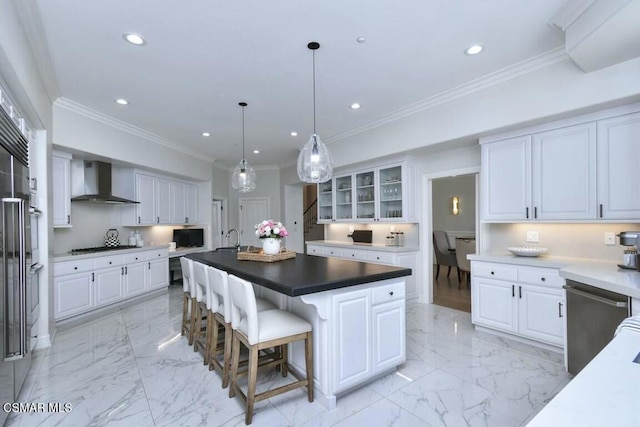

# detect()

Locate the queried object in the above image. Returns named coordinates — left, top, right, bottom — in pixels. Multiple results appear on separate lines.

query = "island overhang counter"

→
left=186, top=251, right=412, bottom=408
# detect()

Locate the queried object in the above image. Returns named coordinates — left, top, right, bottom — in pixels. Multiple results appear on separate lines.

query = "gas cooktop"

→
left=69, top=245, right=139, bottom=255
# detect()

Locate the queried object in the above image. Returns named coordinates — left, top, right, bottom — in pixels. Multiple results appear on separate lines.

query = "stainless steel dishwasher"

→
left=564, top=280, right=630, bottom=375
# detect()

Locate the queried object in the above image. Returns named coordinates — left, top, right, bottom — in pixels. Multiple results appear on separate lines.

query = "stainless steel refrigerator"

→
left=0, top=105, right=31, bottom=425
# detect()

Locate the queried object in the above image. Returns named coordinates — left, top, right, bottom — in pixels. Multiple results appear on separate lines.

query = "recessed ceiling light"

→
left=202, top=132, right=210, bottom=137
left=350, top=103, right=361, bottom=110
left=464, top=44, right=484, bottom=55
left=253, top=150, right=260, bottom=154
left=115, top=98, right=129, bottom=105
left=356, top=36, right=366, bottom=44
left=123, top=33, right=146, bottom=46
left=290, top=131, right=298, bottom=137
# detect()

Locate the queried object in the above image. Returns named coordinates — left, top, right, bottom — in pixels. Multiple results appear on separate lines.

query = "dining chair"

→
left=433, top=230, right=459, bottom=280
left=227, top=274, right=313, bottom=425
left=455, top=238, right=476, bottom=289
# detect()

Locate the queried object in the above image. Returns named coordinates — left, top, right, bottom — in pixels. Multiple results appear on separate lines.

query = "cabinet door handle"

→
left=157, top=216, right=160, bottom=223
left=389, top=291, right=394, bottom=296
left=138, top=216, right=141, bottom=224
left=125, top=266, right=128, bottom=275
left=526, top=207, right=529, bottom=219
left=541, top=277, right=546, bottom=282
left=512, top=285, right=515, bottom=297
left=109, top=261, right=112, bottom=265
left=185, top=217, right=188, bottom=223
left=534, top=207, right=537, bottom=219
left=91, top=272, right=94, bottom=282
left=148, top=262, right=151, bottom=270
left=519, top=286, right=522, bottom=299
left=490, top=271, right=494, bottom=275
left=599, top=204, right=603, bottom=218
left=558, top=302, right=563, bottom=318
left=121, top=267, right=124, bottom=275
left=67, top=214, right=71, bottom=224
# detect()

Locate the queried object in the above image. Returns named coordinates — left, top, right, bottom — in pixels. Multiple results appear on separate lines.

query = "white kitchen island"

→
left=187, top=250, right=411, bottom=409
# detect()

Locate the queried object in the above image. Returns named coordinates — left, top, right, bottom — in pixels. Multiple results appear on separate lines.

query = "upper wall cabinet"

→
left=318, top=161, right=415, bottom=224
left=481, top=122, right=599, bottom=221
left=597, top=112, right=640, bottom=219
left=115, top=169, right=199, bottom=226
left=52, top=151, right=72, bottom=228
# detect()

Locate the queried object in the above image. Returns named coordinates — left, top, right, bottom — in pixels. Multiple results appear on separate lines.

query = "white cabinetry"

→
left=481, top=123, right=596, bottom=221
left=332, top=281, right=405, bottom=394
left=318, top=161, right=415, bottom=223
left=118, top=170, right=199, bottom=226
left=52, top=151, right=72, bottom=227
left=597, top=112, right=640, bottom=219
left=307, top=243, right=419, bottom=300
left=54, top=248, right=169, bottom=321
left=471, top=261, right=564, bottom=347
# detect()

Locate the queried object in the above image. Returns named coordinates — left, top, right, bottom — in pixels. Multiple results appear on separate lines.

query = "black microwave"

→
left=173, top=228, right=204, bottom=248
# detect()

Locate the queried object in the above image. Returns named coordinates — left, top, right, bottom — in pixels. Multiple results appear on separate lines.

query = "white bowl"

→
left=507, top=246, right=548, bottom=257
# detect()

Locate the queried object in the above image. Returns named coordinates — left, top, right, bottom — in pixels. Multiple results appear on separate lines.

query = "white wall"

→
left=485, top=223, right=640, bottom=262
left=432, top=175, right=476, bottom=234
left=53, top=102, right=213, bottom=182
left=212, top=163, right=230, bottom=198
left=327, top=56, right=640, bottom=169
left=227, top=167, right=281, bottom=231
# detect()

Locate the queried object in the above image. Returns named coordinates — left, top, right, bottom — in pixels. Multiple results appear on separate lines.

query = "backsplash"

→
left=324, top=223, right=419, bottom=247
left=53, top=203, right=208, bottom=254
left=485, top=223, right=640, bottom=262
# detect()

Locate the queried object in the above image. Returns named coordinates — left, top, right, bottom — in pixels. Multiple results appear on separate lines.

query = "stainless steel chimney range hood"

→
left=71, top=161, right=139, bottom=204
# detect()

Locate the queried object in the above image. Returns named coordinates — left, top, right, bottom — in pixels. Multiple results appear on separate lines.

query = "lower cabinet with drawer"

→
left=332, top=280, right=405, bottom=393
left=307, top=244, right=419, bottom=300
left=54, top=248, right=169, bottom=321
left=471, top=261, right=564, bottom=347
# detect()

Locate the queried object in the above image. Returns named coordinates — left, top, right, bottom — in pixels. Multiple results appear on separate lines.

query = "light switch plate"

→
left=605, top=232, right=616, bottom=245
left=526, top=231, right=539, bottom=243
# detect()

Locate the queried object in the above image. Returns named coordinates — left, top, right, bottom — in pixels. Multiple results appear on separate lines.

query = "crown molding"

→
left=325, top=47, right=570, bottom=145
left=550, top=0, right=598, bottom=30
left=54, top=97, right=216, bottom=163
left=12, top=0, right=61, bottom=102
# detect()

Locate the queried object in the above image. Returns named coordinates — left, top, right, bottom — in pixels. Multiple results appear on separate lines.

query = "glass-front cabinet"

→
left=317, top=161, right=413, bottom=223
left=318, top=180, right=334, bottom=222
left=378, top=165, right=403, bottom=220
left=335, top=175, right=354, bottom=221
left=356, top=171, right=376, bottom=220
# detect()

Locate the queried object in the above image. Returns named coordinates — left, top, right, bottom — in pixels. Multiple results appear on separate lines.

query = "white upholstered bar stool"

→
left=179, top=257, right=196, bottom=344
left=207, top=267, right=277, bottom=388
left=191, top=261, right=210, bottom=357
left=227, top=274, right=313, bottom=425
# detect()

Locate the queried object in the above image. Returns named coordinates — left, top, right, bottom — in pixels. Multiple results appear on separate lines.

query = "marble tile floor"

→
left=8, top=286, right=571, bottom=427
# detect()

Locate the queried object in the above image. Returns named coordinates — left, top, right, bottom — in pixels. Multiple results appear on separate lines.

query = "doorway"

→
left=239, top=197, right=270, bottom=247
left=422, top=167, right=479, bottom=312
left=211, top=198, right=227, bottom=249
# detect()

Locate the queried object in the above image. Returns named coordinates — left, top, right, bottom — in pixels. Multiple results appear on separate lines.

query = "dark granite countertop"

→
left=186, top=250, right=412, bottom=297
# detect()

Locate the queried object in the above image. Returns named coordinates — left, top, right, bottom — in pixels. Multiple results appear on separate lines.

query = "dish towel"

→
left=614, top=315, right=640, bottom=336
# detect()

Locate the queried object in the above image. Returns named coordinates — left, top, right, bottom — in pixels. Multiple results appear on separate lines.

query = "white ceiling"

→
left=35, top=0, right=565, bottom=167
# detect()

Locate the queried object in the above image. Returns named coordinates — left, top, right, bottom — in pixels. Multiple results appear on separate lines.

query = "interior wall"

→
left=53, top=103, right=213, bottom=182
left=212, top=163, right=230, bottom=198
left=485, top=223, right=640, bottom=262
left=328, top=55, right=640, bottom=169
left=227, top=167, right=281, bottom=232
left=432, top=175, right=476, bottom=234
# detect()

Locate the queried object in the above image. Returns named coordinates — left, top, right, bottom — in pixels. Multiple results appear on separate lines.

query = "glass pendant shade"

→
left=232, top=159, right=256, bottom=193
left=297, top=133, right=333, bottom=183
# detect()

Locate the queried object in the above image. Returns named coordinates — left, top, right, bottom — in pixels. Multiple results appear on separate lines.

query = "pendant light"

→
left=297, top=42, right=333, bottom=183
left=231, top=102, right=257, bottom=193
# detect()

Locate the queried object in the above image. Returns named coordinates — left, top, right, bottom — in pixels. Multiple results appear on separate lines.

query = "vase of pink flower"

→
left=255, top=220, right=289, bottom=255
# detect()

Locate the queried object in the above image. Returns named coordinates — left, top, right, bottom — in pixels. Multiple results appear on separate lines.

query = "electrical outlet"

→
left=526, top=231, right=539, bottom=243
left=605, top=232, right=616, bottom=245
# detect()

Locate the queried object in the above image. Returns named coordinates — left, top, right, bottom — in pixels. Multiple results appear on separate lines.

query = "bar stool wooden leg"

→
left=204, top=310, right=215, bottom=365
left=222, top=322, right=232, bottom=388
left=245, top=344, right=259, bottom=425
left=305, top=332, right=314, bottom=402
left=281, top=344, right=288, bottom=377
left=181, top=293, right=189, bottom=336
left=229, top=331, right=241, bottom=399
left=188, top=297, right=197, bottom=345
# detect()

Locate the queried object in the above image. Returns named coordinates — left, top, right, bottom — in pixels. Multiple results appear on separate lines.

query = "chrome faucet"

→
left=226, top=229, right=241, bottom=248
